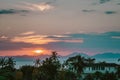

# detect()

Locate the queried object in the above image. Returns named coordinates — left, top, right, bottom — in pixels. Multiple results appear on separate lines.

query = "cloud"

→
left=11, top=35, right=59, bottom=44
left=104, top=11, right=117, bottom=14
left=20, top=31, right=35, bottom=35
left=0, top=31, right=120, bottom=55
left=0, top=9, right=29, bottom=15
left=11, top=33, right=84, bottom=45
left=0, top=33, right=83, bottom=51
left=117, top=3, right=120, bottom=5
left=111, top=36, right=120, bottom=39
left=0, top=35, right=8, bottom=39
left=0, top=40, right=37, bottom=51
left=45, top=35, right=70, bottom=38
left=99, top=0, right=111, bottom=4
left=62, top=39, right=84, bottom=43
left=102, top=31, right=120, bottom=36
left=24, top=2, right=54, bottom=11
left=82, top=10, right=96, bottom=13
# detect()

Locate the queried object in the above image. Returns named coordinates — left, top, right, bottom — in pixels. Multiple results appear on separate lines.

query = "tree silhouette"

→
left=0, top=57, right=16, bottom=80
left=6, top=57, right=16, bottom=70
left=101, top=72, right=117, bottom=80
left=34, top=58, right=41, bottom=67
left=20, top=65, right=34, bottom=80
left=85, top=58, right=95, bottom=64
left=58, top=70, right=76, bottom=80
left=83, top=74, right=94, bottom=80
left=116, top=66, right=120, bottom=79
left=65, top=55, right=86, bottom=79
left=93, top=71, right=103, bottom=80
left=38, top=51, right=61, bottom=80
left=0, top=57, right=6, bottom=68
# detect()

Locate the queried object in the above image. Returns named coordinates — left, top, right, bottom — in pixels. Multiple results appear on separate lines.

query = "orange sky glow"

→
left=0, top=48, right=50, bottom=56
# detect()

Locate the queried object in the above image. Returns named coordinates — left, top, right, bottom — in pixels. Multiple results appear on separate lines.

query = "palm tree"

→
left=6, top=57, right=16, bottom=69
left=116, top=66, right=120, bottom=79
left=20, top=65, right=34, bottom=80
left=65, top=55, right=86, bottom=79
left=101, top=72, right=117, bottom=80
left=38, top=51, right=61, bottom=80
left=118, top=58, right=120, bottom=63
left=0, top=57, right=6, bottom=68
left=83, top=74, right=94, bottom=80
left=93, top=71, right=103, bottom=80
left=58, top=70, right=76, bottom=80
left=85, top=58, right=95, bottom=64
left=34, top=58, right=41, bottom=67
left=0, top=57, right=16, bottom=80
left=118, top=58, right=120, bottom=61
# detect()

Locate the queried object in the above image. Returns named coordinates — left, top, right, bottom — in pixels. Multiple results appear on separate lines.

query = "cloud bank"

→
left=23, top=2, right=54, bottom=12
left=0, top=31, right=119, bottom=54
left=0, top=9, right=29, bottom=15
left=104, top=11, right=117, bottom=14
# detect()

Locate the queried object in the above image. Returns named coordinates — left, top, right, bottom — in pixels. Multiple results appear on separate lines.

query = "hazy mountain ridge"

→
left=64, top=52, right=89, bottom=58
left=92, top=52, right=120, bottom=59
left=0, top=52, right=120, bottom=62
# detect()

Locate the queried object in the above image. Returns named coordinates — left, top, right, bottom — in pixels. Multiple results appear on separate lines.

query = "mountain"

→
left=0, top=54, right=50, bottom=61
left=65, top=52, right=89, bottom=58
left=1, top=52, right=120, bottom=63
left=58, top=52, right=89, bottom=63
left=92, top=52, right=120, bottom=59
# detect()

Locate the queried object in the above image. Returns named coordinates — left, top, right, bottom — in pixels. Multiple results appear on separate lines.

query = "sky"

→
left=0, top=0, right=120, bottom=56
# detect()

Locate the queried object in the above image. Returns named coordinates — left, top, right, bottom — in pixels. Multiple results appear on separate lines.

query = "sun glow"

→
left=24, top=2, right=54, bottom=11
left=34, top=50, right=43, bottom=54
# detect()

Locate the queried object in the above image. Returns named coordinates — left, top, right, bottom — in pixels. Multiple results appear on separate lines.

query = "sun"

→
left=34, top=50, right=43, bottom=54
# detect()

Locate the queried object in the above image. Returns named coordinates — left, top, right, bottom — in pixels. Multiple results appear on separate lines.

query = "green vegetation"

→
left=0, top=52, right=120, bottom=80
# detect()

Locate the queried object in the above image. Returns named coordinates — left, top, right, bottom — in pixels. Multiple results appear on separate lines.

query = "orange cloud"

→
left=11, top=34, right=84, bottom=45
left=24, top=2, right=54, bottom=11
left=52, top=35, right=70, bottom=38
left=11, top=35, right=59, bottom=44
left=0, top=35, right=8, bottom=40
left=20, top=31, right=35, bottom=35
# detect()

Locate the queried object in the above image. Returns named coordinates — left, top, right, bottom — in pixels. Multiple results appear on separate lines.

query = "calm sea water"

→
left=15, top=60, right=34, bottom=69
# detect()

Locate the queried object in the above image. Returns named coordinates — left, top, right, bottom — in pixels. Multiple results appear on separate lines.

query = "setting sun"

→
left=34, top=50, right=43, bottom=54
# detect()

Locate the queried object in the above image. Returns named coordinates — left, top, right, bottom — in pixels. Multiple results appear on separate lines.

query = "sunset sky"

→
left=0, top=0, right=120, bottom=56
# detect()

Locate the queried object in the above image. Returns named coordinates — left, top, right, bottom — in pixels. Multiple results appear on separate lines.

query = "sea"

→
left=15, top=60, right=34, bottom=69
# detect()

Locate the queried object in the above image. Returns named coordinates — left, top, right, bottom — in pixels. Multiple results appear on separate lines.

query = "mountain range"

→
left=92, top=52, right=120, bottom=59
left=1, top=52, right=120, bottom=63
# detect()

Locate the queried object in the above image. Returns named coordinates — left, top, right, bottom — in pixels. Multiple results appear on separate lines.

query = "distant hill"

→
left=59, top=52, right=120, bottom=63
left=58, top=52, right=89, bottom=63
left=0, top=54, right=50, bottom=61
left=92, top=52, right=120, bottom=59
left=1, top=52, right=120, bottom=62
left=64, top=52, right=89, bottom=58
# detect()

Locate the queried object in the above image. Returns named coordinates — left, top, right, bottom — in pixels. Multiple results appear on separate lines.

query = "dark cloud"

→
left=0, top=40, right=38, bottom=51
left=99, top=0, right=111, bottom=4
left=102, top=31, right=120, bottom=36
left=43, top=0, right=57, bottom=5
left=0, top=9, right=29, bottom=15
left=117, top=3, right=120, bottom=5
left=82, top=10, right=96, bottom=13
left=104, top=11, right=117, bottom=14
